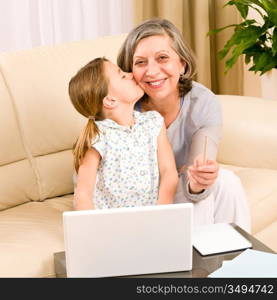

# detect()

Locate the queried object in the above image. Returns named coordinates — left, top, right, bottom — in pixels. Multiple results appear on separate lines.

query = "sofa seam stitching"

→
left=0, top=64, right=43, bottom=200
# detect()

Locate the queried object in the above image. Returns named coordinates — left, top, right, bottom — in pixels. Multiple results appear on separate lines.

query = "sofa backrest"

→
left=0, top=34, right=127, bottom=210
left=0, top=71, right=40, bottom=210
left=217, top=95, right=277, bottom=170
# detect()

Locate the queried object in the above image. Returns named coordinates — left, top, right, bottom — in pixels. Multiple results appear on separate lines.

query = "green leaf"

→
left=244, top=45, right=264, bottom=65
left=252, top=0, right=268, bottom=11
left=234, top=25, right=263, bottom=42
left=243, top=19, right=257, bottom=26
left=207, top=24, right=238, bottom=36
left=219, top=25, right=263, bottom=72
left=213, top=0, right=277, bottom=75
left=234, top=2, right=249, bottom=19
left=258, top=33, right=267, bottom=43
left=260, top=0, right=277, bottom=25
left=254, top=52, right=270, bottom=70
left=227, top=0, right=266, bottom=10
left=267, top=9, right=277, bottom=26
left=273, top=27, right=277, bottom=56
left=260, top=0, right=277, bottom=10
left=245, top=53, right=251, bottom=64
left=248, top=65, right=257, bottom=72
left=225, top=1, right=260, bottom=19
left=224, top=0, right=236, bottom=7
left=224, top=43, right=245, bottom=72
left=251, top=51, right=277, bottom=74
left=261, top=16, right=274, bottom=32
left=243, top=44, right=264, bottom=55
left=261, top=59, right=277, bottom=74
left=218, top=35, right=238, bottom=59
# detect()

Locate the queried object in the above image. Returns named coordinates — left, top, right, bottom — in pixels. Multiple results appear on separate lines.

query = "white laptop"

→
left=63, top=203, right=193, bottom=278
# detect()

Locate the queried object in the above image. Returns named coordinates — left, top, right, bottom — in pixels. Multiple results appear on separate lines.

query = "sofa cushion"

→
left=0, top=70, right=39, bottom=210
left=0, top=195, right=73, bottom=277
left=0, top=73, right=26, bottom=164
left=223, top=164, right=277, bottom=244
left=34, top=150, right=74, bottom=200
left=0, top=161, right=39, bottom=210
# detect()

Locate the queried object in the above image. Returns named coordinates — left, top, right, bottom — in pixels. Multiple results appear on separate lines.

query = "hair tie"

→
left=88, top=116, right=95, bottom=121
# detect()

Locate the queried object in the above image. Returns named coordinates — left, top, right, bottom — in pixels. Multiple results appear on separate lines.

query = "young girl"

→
left=68, top=57, right=178, bottom=210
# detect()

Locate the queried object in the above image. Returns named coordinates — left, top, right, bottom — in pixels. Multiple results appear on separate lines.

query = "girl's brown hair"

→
left=68, top=57, right=108, bottom=173
left=117, top=18, right=197, bottom=100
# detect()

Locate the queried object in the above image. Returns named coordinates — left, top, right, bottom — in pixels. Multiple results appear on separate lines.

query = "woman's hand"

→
left=187, top=154, right=219, bottom=194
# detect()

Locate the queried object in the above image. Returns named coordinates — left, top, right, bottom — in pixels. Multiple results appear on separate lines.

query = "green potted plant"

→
left=208, top=0, right=277, bottom=75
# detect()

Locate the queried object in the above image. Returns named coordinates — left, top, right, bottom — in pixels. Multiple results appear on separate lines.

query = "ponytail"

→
left=68, top=57, right=108, bottom=173
left=73, top=119, right=100, bottom=173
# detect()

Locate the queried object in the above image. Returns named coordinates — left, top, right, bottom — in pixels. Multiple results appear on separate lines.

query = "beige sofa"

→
left=0, top=34, right=276, bottom=278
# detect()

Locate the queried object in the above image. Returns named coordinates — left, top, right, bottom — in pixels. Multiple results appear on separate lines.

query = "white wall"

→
left=0, top=0, right=134, bottom=53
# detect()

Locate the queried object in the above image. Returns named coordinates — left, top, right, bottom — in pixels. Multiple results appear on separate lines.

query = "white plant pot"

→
left=260, top=68, right=277, bottom=100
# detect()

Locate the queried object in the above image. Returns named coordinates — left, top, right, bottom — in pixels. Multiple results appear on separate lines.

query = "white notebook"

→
left=193, top=223, right=252, bottom=256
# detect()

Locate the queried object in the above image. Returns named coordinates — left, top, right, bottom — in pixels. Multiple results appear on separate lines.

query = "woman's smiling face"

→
left=132, top=34, right=185, bottom=102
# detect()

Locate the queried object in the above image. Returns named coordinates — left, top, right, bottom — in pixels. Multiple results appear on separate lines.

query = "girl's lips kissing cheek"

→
left=146, top=79, right=167, bottom=88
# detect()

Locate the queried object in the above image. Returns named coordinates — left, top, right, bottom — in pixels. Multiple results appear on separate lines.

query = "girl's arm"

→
left=74, top=147, right=101, bottom=210
left=157, top=123, right=179, bottom=205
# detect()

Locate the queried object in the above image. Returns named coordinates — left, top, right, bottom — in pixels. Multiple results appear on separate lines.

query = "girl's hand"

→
left=187, top=154, right=219, bottom=194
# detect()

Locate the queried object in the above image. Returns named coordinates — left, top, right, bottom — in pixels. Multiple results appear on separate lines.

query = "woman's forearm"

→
left=187, top=126, right=221, bottom=167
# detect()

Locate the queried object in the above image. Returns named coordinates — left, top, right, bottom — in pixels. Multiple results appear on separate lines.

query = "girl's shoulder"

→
left=139, top=109, right=163, bottom=119
left=91, top=121, right=108, bottom=143
left=134, top=110, right=164, bottom=136
left=135, top=110, right=163, bottom=125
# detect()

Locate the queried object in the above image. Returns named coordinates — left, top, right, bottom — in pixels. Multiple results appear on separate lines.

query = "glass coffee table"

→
left=54, top=224, right=275, bottom=278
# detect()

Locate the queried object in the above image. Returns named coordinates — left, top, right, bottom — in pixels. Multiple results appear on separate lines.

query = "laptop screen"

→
left=63, top=203, right=193, bottom=277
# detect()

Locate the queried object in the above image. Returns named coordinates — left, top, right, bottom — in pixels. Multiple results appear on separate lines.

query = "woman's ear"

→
left=103, top=96, right=118, bottom=109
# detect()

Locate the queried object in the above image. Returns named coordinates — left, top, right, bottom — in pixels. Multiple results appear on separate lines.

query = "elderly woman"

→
left=117, top=18, right=250, bottom=232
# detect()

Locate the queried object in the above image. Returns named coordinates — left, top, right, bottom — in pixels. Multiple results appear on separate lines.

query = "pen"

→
left=203, top=136, right=208, bottom=165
